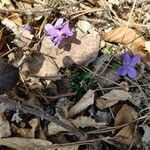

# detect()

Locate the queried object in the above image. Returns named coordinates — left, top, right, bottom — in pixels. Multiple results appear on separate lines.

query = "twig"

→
left=0, top=96, right=86, bottom=140
left=34, top=138, right=103, bottom=149
left=86, top=113, right=150, bottom=135
left=0, top=7, right=57, bottom=15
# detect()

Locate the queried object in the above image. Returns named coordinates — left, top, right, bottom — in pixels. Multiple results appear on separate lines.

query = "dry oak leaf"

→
left=70, top=116, right=106, bottom=128
left=40, top=28, right=100, bottom=68
left=0, top=137, right=52, bottom=150
left=96, top=89, right=132, bottom=109
left=102, top=27, right=150, bottom=67
left=114, top=105, right=141, bottom=145
left=68, top=89, right=95, bottom=118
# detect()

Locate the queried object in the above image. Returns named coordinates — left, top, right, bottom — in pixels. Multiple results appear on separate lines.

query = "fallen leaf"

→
left=114, top=104, right=138, bottom=126
left=2, top=18, right=33, bottom=50
left=41, top=27, right=100, bottom=68
left=68, top=89, right=95, bottom=118
left=26, top=52, right=59, bottom=78
left=0, top=60, right=19, bottom=94
left=114, top=105, right=141, bottom=145
left=96, top=90, right=132, bottom=109
left=0, top=112, right=11, bottom=138
left=1, top=0, right=22, bottom=26
left=47, top=122, right=67, bottom=135
left=0, top=137, right=52, bottom=150
left=11, top=118, right=38, bottom=138
left=102, top=27, right=144, bottom=48
left=115, top=125, right=141, bottom=145
left=70, top=116, right=106, bottom=128
left=102, top=27, right=150, bottom=67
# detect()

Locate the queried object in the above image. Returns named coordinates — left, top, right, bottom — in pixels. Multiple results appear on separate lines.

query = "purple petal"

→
left=23, top=24, right=31, bottom=31
left=47, top=27, right=59, bottom=37
left=123, top=52, right=131, bottom=65
left=127, top=67, right=137, bottom=79
left=117, top=66, right=128, bottom=76
left=129, top=54, right=141, bottom=66
left=54, top=18, right=64, bottom=29
left=61, top=21, right=73, bottom=36
left=44, top=24, right=53, bottom=32
left=54, top=35, right=63, bottom=45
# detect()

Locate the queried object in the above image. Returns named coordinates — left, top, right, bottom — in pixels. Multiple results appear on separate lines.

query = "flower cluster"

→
left=117, top=52, right=141, bottom=79
left=44, top=18, right=73, bottom=45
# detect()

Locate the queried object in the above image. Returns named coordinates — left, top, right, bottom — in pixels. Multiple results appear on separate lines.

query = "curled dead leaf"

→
left=47, top=122, right=67, bottom=135
left=70, top=116, right=106, bottom=128
left=68, top=89, right=95, bottom=118
left=96, top=89, right=132, bottom=109
left=0, top=137, right=52, bottom=150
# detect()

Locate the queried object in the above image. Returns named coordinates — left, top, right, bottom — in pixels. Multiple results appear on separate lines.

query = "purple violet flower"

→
left=44, top=18, right=73, bottom=45
left=117, top=52, right=141, bottom=79
left=23, top=24, right=31, bottom=31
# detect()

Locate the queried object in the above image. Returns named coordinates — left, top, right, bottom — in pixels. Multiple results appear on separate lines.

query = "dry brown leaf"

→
left=47, top=122, right=67, bottom=135
left=68, top=89, right=95, bottom=118
left=114, top=104, right=138, bottom=126
left=0, top=112, right=11, bottom=138
left=41, top=28, right=100, bottom=68
left=11, top=118, right=38, bottom=138
left=96, top=89, right=132, bottom=109
left=102, top=27, right=150, bottom=67
left=0, top=137, right=78, bottom=150
left=114, top=105, right=141, bottom=145
left=102, top=27, right=144, bottom=48
left=115, top=125, right=141, bottom=145
left=70, top=116, right=106, bottom=128
left=26, top=52, right=59, bottom=78
left=1, top=0, right=22, bottom=26
left=2, top=18, right=33, bottom=49
left=0, top=137, right=52, bottom=150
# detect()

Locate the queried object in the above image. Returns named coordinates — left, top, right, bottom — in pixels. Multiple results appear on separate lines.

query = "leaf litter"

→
left=0, top=0, right=150, bottom=150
